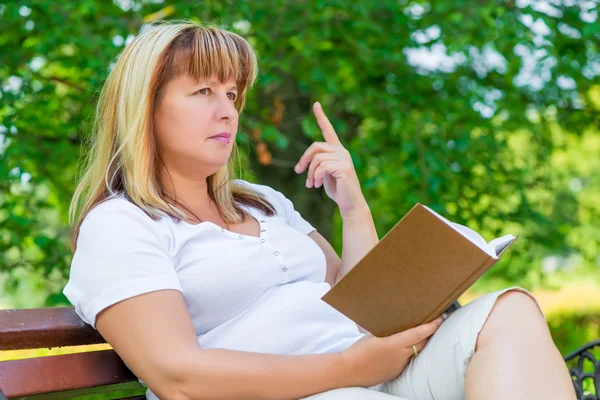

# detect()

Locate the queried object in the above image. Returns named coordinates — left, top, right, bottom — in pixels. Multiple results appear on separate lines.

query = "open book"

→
left=321, top=203, right=518, bottom=337
left=427, top=205, right=516, bottom=258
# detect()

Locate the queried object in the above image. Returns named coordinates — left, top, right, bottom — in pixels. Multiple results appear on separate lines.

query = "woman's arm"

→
left=175, top=347, right=346, bottom=400
left=294, top=103, right=379, bottom=286
left=96, top=289, right=349, bottom=400
left=337, top=202, right=379, bottom=284
left=308, top=215, right=377, bottom=334
left=307, top=204, right=379, bottom=287
left=307, top=231, right=341, bottom=286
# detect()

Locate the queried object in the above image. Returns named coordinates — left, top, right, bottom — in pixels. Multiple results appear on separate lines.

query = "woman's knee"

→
left=495, top=290, right=544, bottom=321
left=478, top=289, right=547, bottom=346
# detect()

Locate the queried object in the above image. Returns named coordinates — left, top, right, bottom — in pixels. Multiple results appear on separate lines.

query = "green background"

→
left=1, top=0, right=599, bottom=368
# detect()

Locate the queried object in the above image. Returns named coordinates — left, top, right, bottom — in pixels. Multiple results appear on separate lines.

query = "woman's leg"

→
left=465, top=290, right=576, bottom=400
left=300, top=387, right=408, bottom=399
left=378, top=286, right=569, bottom=400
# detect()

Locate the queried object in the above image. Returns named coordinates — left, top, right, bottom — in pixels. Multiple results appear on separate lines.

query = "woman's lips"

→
left=210, top=136, right=230, bottom=144
left=210, top=133, right=231, bottom=144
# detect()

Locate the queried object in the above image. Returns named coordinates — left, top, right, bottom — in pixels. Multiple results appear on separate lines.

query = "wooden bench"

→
left=0, top=307, right=147, bottom=399
left=1, top=305, right=598, bottom=399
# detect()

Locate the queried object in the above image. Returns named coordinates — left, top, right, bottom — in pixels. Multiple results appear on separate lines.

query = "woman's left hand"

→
left=294, top=102, right=367, bottom=216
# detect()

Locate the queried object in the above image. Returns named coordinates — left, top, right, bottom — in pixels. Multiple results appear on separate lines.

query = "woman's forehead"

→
left=165, top=73, right=235, bottom=90
left=177, top=73, right=237, bottom=86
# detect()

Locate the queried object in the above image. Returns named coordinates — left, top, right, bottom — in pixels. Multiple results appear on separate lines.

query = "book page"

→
left=489, top=234, right=517, bottom=256
left=450, top=222, right=493, bottom=254
left=423, top=205, right=514, bottom=258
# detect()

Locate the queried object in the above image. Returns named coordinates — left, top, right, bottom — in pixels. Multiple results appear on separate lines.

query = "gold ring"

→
left=412, top=345, right=419, bottom=357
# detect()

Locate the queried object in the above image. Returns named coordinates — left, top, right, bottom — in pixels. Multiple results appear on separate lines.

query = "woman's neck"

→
left=158, top=165, right=220, bottom=223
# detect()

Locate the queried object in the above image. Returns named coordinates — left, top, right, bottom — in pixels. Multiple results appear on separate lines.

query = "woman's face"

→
left=154, top=73, right=239, bottom=178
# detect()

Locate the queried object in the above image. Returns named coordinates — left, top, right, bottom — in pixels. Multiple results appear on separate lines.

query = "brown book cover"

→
left=321, top=203, right=518, bottom=337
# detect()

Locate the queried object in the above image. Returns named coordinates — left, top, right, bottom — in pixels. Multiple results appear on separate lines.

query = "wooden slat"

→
left=0, top=307, right=105, bottom=350
left=0, top=349, right=142, bottom=398
left=7, top=382, right=147, bottom=400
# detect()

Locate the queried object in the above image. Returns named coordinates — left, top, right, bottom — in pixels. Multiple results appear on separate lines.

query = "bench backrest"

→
left=0, top=307, right=146, bottom=399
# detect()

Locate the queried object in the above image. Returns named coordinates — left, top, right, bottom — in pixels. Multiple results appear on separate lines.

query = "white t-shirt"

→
left=63, top=179, right=364, bottom=394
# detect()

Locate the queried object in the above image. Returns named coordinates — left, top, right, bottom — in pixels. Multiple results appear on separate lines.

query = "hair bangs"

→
left=166, top=27, right=257, bottom=97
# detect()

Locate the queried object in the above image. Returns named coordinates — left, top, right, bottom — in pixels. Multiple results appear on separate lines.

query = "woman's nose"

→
left=216, top=96, right=237, bottom=121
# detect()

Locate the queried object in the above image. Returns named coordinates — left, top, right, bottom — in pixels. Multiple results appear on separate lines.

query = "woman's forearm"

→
left=337, top=202, right=379, bottom=284
left=172, top=348, right=348, bottom=399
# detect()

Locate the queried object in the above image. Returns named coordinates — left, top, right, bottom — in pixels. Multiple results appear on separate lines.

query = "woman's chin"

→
left=203, top=155, right=232, bottom=172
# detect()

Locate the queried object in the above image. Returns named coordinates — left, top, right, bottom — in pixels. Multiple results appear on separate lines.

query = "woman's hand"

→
left=339, top=317, right=443, bottom=388
left=294, top=102, right=366, bottom=217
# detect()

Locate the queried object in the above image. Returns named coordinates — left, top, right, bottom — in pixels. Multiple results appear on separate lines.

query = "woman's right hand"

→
left=339, top=317, right=443, bottom=388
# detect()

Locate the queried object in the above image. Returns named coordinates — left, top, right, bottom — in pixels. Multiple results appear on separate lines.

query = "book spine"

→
left=419, top=256, right=498, bottom=325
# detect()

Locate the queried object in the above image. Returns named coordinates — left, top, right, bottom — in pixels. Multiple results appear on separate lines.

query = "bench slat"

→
left=0, top=307, right=105, bottom=350
left=3, top=383, right=147, bottom=400
left=0, top=349, right=144, bottom=398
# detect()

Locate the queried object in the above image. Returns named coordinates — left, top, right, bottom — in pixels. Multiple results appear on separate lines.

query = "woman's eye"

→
left=195, top=88, right=235, bottom=100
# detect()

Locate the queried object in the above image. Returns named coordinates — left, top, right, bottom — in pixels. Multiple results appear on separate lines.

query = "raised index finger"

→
left=313, top=102, right=341, bottom=145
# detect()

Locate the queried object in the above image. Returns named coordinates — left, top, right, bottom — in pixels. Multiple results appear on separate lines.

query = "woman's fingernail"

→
left=294, top=163, right=299, bottom=172
left=437, top=317, right=443, bottom=326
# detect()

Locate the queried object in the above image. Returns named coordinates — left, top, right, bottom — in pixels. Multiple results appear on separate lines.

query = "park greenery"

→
left=0, top=0, right=599, bottom=363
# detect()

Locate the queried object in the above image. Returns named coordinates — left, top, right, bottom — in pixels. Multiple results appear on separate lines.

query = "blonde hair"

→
left=69, top=19, right=276, bottom=250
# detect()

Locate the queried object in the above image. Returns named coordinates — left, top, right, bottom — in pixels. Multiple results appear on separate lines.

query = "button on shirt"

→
left=63, top=179, right=364, bottom=358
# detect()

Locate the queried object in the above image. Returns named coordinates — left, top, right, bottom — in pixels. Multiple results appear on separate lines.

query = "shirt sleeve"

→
left=62, top=200, right=183, bottom=329
left=269, top=187, right=316, bottom=235
left=236, top=180, right=316, bottom=235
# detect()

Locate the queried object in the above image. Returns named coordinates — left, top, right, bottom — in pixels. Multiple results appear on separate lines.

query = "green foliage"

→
left=0, top=0, right=599, bottom=312
left=550, top=311, right=600, bottom=356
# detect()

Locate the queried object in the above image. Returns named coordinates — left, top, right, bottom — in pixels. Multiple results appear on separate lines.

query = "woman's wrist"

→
left=339, top=200, right=371, bottom=221
left=334, top=351, right=354, bottom=388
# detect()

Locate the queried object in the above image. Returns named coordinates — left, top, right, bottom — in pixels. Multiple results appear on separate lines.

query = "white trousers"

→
left=302, top=286, right=545, bottom=400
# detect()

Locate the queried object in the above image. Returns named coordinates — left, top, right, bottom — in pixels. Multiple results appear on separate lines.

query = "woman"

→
left=63, top=20, right=575, bottom=400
